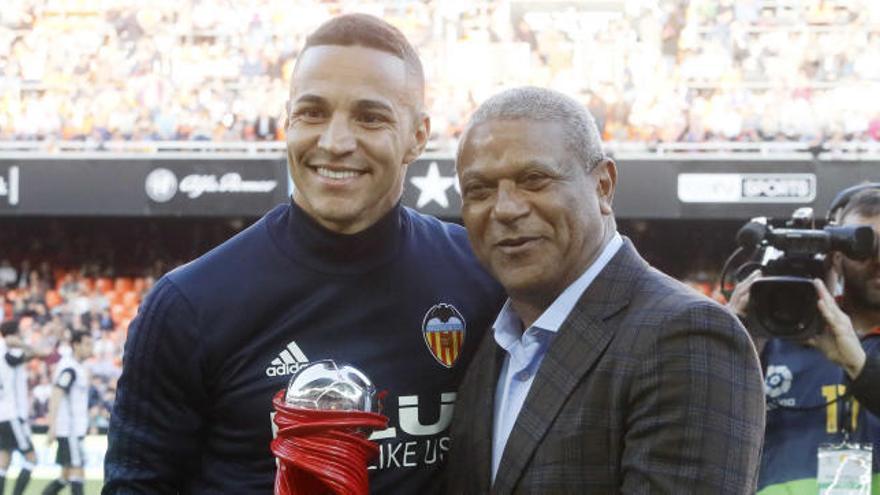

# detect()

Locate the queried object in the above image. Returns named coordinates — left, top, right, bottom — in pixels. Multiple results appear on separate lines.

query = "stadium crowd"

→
left=0, top=217, right=242, bottom=434
left=0, top=263, right=136, bottom=434
left=1, top=0, right=880, bottom=147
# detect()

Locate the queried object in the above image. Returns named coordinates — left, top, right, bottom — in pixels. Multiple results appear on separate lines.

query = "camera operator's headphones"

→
left=826, top=181, right=880, bottom=224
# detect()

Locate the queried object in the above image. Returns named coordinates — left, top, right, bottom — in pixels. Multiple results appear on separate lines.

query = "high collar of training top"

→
left=273, top=198, right=406, bottom=275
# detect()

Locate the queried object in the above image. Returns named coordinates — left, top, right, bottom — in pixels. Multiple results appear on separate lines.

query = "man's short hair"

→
left=71, top=330, right=90, bottom=345
left=840, top=187, right=880, bottom=223
left=0, top=320, right=19, bottom=337
left=458, top=86, right=606, bottom=170
left=297, top=13, right=425, bottom=106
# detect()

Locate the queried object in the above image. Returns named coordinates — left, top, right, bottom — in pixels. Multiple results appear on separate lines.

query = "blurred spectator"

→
left=0, top=260, right=17, bottom=288
left=0, top=0, right=878, bottom=147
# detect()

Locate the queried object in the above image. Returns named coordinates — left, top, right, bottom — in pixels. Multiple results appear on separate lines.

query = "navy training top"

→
left=104, top=200, right=505, bottom=494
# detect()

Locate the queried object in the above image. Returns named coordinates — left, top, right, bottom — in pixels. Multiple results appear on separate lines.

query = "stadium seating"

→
left=1, top=0, right=878, bottom=146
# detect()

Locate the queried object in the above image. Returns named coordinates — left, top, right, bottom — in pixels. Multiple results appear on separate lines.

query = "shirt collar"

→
left=493, top=232, right=623, bottom=347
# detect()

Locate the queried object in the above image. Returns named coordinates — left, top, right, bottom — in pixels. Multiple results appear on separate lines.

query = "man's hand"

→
left=726, top=270, right=762, bottom=319
left=807, top=278, right=866, bottom=379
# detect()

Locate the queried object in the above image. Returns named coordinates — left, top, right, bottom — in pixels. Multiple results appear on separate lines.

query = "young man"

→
left=448, top=87, right=765, bottom=493
left=104, top=14, right=504, bottom=494
left=44, top=330, right=93, bottom=495
left=0, top=320, right=39, bottom=495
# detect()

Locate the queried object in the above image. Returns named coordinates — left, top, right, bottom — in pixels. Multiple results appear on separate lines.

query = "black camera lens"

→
left=748, top=277, right=822, bottom=340
left=767, top=290, right=804, bottom=326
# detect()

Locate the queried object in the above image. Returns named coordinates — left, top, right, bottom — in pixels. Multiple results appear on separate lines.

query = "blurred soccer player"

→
left=43, top=331, right=93, bottom=495
left=0, top=320, right=40, bottom=495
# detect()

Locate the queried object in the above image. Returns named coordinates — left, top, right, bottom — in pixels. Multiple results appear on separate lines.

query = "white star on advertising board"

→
left=410, top=161, right=456, bottom=208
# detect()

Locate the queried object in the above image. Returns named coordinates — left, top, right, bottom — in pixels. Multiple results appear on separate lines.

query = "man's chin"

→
left=304, top=203, right=362, bottom=230
left=847, top=289, right=880, bottom=312
left=864, top=295, right=880, bottom=311
left=496, top=271, right=556, bottom=301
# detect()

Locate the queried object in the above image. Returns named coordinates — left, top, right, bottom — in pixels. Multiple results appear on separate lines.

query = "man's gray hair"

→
left=458, top=86, right=606, bottom=170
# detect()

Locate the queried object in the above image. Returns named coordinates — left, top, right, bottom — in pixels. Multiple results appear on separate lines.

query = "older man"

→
left=447, top=86, right=765, bottom=494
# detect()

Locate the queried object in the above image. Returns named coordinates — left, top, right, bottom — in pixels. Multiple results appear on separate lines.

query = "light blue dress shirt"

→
left=491, top=232, right=623, bottom=482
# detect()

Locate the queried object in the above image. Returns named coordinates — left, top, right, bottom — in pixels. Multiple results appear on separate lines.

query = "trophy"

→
left=271, top=360, right=388, bottom=495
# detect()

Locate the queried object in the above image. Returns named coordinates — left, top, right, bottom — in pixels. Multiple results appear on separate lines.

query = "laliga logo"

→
left=764, top=365, right=793, bottom=398
left=145, top=168, right=278, bottom=202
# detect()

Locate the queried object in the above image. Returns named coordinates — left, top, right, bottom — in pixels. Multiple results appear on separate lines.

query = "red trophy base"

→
left=271, top=390, right=388, bottom=495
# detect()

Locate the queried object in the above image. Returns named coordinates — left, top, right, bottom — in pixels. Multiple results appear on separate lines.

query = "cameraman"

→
left=728, top=187, right=880, bottom=494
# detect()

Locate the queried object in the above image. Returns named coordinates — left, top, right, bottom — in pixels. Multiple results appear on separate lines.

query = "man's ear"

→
left=594, top=158, right=617, bottom=215
left=403, top=113, right=431, bottom=164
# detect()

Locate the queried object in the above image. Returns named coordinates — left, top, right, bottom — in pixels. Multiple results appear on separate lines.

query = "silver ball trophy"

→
left=285, top=360, right=378, bottom=413
left=271, top=360, right=387, bottom=495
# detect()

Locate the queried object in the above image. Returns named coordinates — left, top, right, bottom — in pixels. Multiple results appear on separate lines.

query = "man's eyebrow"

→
left=354, top=99, right=395, bottom=115
left=352, top=99, right=395, bottom=114
left=521, top=159, right=558, bottom=172
left=290, top=95, right=395, bottom=115
left=458, top=169, right=486, bottom=183
left=291, top=94, right=327, bottom=106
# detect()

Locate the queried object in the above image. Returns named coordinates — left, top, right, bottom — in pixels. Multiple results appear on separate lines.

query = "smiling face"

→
left=458, top=119, right=616, bottom=308
left=286, top=45, right=428, bottom=234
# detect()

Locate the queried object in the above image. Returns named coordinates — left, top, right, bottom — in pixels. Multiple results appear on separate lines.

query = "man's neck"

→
left=509, top=299, right=548, bottom=331
left=849, top=309, right=880, bottom=337
left=842, top=297, right=880, bottom=336
left=508, top=226, right=617, bottom=332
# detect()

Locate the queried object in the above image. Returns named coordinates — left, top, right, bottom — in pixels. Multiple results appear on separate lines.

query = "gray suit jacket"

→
left=447, top=240, right=765, bottom=494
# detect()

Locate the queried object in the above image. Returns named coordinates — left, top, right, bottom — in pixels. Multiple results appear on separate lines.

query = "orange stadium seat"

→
left=115, top=277, right=133, bottom=293
left=96, top=277, right=113, bottom=293
left=695, top=282, right=712, bottom=297
left=111, top=303, right=127, bottom=324
left=104, top=290, right=122, bottom=306
left=45, top=290, right=62, bottom=309
left=132, top=277, right=146, bottom=293
left=55, top=273, right=69, bottom=291
left=122, top=290, right=139, bottom=309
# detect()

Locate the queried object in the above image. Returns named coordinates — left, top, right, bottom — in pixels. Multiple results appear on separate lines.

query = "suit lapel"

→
left=463, top=329, right=506, bottom=492
left=492, top=241, right=645, bottom=494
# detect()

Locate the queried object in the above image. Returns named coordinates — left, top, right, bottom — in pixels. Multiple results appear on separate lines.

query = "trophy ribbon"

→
left=270, top=361, right=389, bottom=495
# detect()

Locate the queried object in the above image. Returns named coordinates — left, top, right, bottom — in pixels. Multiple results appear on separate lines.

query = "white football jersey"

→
left=0, top=340, right=18, bottom=422
left=6, top=347, right=30, bottom=420
left=53, top=356, right=90, bottom=437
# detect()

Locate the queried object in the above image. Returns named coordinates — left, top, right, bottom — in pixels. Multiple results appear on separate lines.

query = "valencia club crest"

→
left=422, top=303, right=466, bottom=368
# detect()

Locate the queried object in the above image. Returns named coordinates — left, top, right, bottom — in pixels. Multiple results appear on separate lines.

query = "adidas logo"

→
left=265, top=341, right=309, bottom=377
